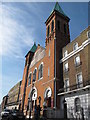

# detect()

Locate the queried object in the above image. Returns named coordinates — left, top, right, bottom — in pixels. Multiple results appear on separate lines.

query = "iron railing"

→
left=59, top=80, right=90, bottom=93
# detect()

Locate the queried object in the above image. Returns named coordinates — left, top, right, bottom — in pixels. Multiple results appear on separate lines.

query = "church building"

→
left=19, top=2, right=90, bottom=119
left=20, top=2, right=70, bottom=118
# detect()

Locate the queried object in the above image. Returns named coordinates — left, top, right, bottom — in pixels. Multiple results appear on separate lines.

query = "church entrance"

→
left=44, top=87, right=52, bottom=108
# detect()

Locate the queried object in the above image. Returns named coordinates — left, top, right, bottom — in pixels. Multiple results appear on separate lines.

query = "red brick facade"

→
left=20, top=2, right=70, bottom=116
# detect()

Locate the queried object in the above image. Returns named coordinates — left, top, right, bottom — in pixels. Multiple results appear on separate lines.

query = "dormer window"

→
left=47, top=25, right=50, bottom=37
left=73, top=42, right=78, bottom=50
left=51, top=20, right=54, bottom=32
left=64, top=50, right=68, bottom=57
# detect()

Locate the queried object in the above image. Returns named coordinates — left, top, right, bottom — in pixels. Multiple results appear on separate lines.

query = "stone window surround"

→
left=63, top=50, right=68, bottom=57
left=76, top=72, right=83, bottom=88
left=73, top=42, right=78, bottom=51
left=64, top=61, right=69, bottom=72
left=64, top=78, right=70, bottom=92
left=74, top=54, right=80, bottom=66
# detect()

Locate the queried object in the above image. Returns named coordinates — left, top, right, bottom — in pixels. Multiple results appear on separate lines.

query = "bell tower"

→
left=45, top=2, right=70, bottom=108
left=45, top=2, right=70, bottom=46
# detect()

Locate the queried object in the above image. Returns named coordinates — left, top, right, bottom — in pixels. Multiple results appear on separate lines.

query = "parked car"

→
left=8, top=109, right=25, bottom=120
left=1, top=109, right=11, bottom=118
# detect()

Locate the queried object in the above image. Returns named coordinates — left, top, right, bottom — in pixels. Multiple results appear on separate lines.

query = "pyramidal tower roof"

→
left=52, top=2, right=67, bottom=17
left=46, top=2, right=70, bottom=23
left=25, top=42, right=37, bottom=57
left=30, top=42, right=37, bottom=53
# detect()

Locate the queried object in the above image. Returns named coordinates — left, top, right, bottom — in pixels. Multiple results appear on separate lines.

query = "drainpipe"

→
left=54, top=37, right=56, bottom=109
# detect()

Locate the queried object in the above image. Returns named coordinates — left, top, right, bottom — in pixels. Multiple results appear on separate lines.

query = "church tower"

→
left=45, top=2, right=70, bottom=46
left=45, top=2, right=70, bottom=108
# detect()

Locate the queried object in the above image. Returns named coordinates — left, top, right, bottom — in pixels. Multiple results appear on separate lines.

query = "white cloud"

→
left=0, top=3, right=35, bottom=58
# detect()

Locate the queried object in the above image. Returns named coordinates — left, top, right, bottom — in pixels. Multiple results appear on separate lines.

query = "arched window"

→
left=28, top=73, right=32, bottom=85
left=44, top=87, right=52, bottom=107
left=38, top=63, right=43, bottom=79
left=47, top=25, right=50, bottom=37
left=33, top=68, right=37, bottom=82
left=51, top=20, right=54, bottom=32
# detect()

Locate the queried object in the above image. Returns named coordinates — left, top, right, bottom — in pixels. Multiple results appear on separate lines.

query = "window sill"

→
left=75, top=62, right=82, bottom=67
left=38, top=77, right=43, bottom=81
left=27, top=84, right=31, bottom=87
left=64, top=68, right=69, bottom=73
left=64, top=88, right=70, bottom=92
left=32, top=81, right=36, bottom=84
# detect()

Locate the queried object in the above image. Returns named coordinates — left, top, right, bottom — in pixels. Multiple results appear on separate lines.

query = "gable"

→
left=30, top=46, right=45, bottom=68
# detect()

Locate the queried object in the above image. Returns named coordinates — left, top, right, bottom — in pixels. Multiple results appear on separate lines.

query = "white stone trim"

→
left=60, top=38, right=90, bottom=63
left=44, top=87, right=52, bottom=98
left=28, top=86, right=37, bottom=100
left=58, top=85, right=90, bottom=96
left=38, top=77, right=43, bottom=81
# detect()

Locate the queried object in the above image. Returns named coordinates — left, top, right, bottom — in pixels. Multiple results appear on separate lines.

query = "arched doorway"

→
left=28, top=87, right=37, bottom=112
left=44, top=87, right=52, bottom=107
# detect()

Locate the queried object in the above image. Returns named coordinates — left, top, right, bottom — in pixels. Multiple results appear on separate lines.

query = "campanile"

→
left=45, top=2, right=70, bottom=108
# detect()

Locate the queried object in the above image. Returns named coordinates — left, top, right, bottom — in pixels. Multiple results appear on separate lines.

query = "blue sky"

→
left=0, top=2, right=88, bottom=103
